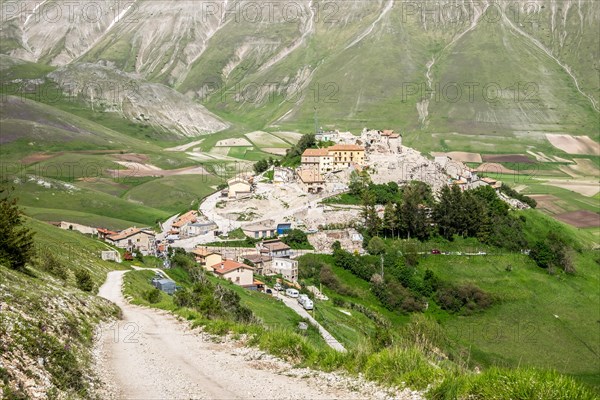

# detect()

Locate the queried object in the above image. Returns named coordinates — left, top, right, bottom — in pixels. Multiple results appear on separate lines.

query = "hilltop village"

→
left=51, top=128, right=530, bottom=293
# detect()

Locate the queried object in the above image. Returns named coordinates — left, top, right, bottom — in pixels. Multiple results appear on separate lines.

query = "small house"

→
left=227, top=177, right=252, bottom=198
left=106, top=227, right=156, bottom=255
left=239, top=253, right=272, bottom=275
left=209, top=259, right=254, bottom=286
left=243, top=223, right=276, bottom=239
left=297, top=169, right=325, bottom=194
left=192, top=247, right=223, bottom=270
left=180, top=221, right=217, bottom=237
left=270, top=257, right=299, bottom=282
left=259, top=239, right=292, bottom=258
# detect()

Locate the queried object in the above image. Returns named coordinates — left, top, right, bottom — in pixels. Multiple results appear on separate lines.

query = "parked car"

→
left=274, top=283, right=283, bottom=291
left=285, top=288, right=299, bottom=298
left=266, top=288, right=273, bottom=295
left=303, top=299, right=314, bottom=310
left=298, top=294, right=309, bottom=305
left=431, top=249, right=441, bottom=254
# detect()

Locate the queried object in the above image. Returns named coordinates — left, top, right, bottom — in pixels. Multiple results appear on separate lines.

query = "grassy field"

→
left=297, top=211, right=600, bottom=392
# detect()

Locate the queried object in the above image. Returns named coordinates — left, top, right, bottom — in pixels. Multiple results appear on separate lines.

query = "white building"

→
left=227, top=177, right=252, bottom=198
left=270, top=257, right=299, bottom=282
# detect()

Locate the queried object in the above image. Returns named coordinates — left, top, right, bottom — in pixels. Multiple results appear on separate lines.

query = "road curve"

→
left=94, top=271, right=374, bottom=399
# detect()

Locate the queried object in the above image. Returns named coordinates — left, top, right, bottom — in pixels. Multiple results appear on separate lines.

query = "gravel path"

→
left=94, top=271, right=424, bottom=400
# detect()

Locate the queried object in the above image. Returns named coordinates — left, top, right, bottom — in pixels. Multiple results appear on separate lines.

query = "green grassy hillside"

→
left=0, top=218, right=127, bottom=398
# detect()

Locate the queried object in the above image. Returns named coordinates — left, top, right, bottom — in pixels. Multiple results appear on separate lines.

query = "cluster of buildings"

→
left=190, top=237, right=299, bottom=290
left=293, top=129, right=405, bottom=194
left=167, top=210, right=217, bottom=239
left=47, top=223, right=159, bottom=256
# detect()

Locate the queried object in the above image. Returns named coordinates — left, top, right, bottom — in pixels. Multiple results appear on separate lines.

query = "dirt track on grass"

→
left=93, top=271, right=423, bottom=400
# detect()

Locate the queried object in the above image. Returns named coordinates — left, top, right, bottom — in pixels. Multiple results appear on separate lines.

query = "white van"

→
left=285, top=288, right=299, bottom=298
left=298, top=294, right=309, bottom=305
left=303, top=299, right=314, bottom=310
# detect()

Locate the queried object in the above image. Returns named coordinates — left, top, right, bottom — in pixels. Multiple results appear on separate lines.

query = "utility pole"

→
left=380, top=254, right=384, bottom=279
left=314, top=106, right=318, bottom=135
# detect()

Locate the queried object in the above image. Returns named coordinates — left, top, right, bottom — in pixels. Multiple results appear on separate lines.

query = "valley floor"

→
left=94, top=270, right=422, bottom=400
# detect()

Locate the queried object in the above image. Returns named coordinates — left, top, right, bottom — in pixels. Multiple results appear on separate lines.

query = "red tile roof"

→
left=209, top=259, right=253, bottom=275
left=328, top=144, right=364, bottom=151
left=172, top=210, right=198, bottom=228
left=192, top=247, right=220, bottom=257
left=302, top=148, right=329, bottom=157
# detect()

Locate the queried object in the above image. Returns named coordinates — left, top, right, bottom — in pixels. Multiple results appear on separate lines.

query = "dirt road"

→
left=95, top=271, right=422, bottom=399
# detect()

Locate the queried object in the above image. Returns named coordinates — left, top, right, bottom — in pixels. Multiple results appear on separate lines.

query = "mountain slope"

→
left=1, top=0, right=597, bottom=139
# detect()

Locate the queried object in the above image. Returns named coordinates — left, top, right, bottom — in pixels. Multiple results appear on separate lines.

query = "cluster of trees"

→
left=253, top=156, right=280, bottom=174
left=359, top=180, right=434, bottom=241
left=282, top=133, right=315, bottom=165
left=354, top=176, right=576, bottom=273
left=355, top=177, right=529, bottom=252
left=325, top=242, right=493, bottom=315
left=280, top=229, right=311, bottom=249
left=529, top=232, right=575, bottom=274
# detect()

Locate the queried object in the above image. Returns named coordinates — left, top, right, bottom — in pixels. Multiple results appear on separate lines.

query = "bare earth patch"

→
left=482, top=154, right=533, bottom=163
left=555, top=211, right=600, bottom=228
left=215, top=138, right=252, bottom=147
left=262, top=148, right=288, bottom=155
left=271, top=131, right=303, bottom=143
left=431, top=151, right=482, bottom=163
left=559, top=159, right=600, bottom=179
left=165, top=139, right=204, bottom=152
left=245, top=131, right=289, bottom=147
left=545, top=180, right=600, bottom=197
left=108, top=161, right=207, bottom=177
left=20, top=152, right=61, bottom=164
left=529, top=194, right=566, bottom=215
left=546, top=134, right=600, bottom=155
left=475, top=163, right=517, bottom=174
left=113, top=153, right=150, bottom=163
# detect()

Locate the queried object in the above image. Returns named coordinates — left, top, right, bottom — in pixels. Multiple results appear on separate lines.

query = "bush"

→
left=319, top=266, right=357, bottom=297
left=75, top=269, right=94, bottom=292
left=436, top=283, right=492, bottom=314
left=170, top=249, right=196, bottom=270
left=40, top=253, right=68, bottom=280
left=144, top=288, right=161, bottom=304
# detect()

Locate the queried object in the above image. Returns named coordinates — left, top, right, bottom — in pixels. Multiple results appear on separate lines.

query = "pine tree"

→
left=0, top=188, right=35, bottom=271
left=361, top=191, right=381, bottom=234
left=382, top=202, right=398, bottom=238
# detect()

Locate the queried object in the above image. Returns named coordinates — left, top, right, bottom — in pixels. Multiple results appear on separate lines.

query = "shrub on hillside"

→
left=144, top=288, right=161, bottom=304
left=530, top=232, right=576, bottom=274
left=436, top=283, right=492, bottom=314
left=170, top=248, right=196, bottom=270
left=75, top=269, right=94, bottom=292
left=319, top=265, right=358, bottom=297
left=40, top=253, right=68, bottom=280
